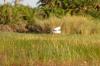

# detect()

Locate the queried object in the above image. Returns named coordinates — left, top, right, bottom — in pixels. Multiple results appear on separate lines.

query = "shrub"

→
left=0, top=4, right=35, bottom=24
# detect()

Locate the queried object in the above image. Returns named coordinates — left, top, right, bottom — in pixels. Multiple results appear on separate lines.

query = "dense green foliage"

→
left=0, top=5, right=36, bottom=32
left=38, top=0, right=100, bottom=17
left=0, top=5, right=35, bottom=24
left=0, top=0, right=100, bottom=24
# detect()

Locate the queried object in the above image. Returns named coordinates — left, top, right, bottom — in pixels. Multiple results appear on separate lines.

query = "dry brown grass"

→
left=32, top=15, right=100, bottom=35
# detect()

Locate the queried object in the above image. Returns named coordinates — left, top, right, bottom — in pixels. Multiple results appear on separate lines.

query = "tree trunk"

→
left=4, top=0, right=7, bottom=4
left=15, top=0, right=20, bottom=5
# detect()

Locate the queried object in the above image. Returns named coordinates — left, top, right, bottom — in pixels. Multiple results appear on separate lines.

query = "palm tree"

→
left=4, top=0, right=7, bottom=4
left=15, top=0, right=20, bottom=5
left=38, top=0, right=67, bottom=9
left=38, top=0, right=52, bottom=6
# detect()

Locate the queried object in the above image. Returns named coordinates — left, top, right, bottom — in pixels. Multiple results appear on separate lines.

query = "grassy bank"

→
left=0, top=32, right=100, bottom=66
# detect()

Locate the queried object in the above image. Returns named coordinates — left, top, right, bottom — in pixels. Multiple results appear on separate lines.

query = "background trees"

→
left=38, top=0, right=100, bottom=16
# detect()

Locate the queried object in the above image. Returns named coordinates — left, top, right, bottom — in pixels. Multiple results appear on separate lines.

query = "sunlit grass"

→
left=0, top=32, right=100, bottom=66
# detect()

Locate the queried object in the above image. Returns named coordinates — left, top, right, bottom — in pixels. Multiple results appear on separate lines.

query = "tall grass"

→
left=30, top=15, right=100, bottom=34
left=0, top=32, right=100, bottom=66
left=61, top=16, right=97, bottom=34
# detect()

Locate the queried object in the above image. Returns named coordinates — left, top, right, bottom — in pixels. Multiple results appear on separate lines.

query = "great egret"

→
left=52, top=26, right=61, bottom=34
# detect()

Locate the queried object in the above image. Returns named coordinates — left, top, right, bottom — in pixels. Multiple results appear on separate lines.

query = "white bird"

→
left=53, top=26, right=61, bottom=31
left=52, top=26, right=61, bottom=34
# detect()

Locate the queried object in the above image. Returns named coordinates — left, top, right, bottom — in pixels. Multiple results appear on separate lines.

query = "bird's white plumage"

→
left=53, top=27, right=61, bottom=31
left=52, top=26, right=61, bottom=34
